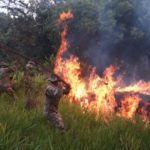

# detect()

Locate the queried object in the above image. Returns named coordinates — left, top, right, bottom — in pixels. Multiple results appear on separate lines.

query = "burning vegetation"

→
left=54, top=11, right=150, bottom=123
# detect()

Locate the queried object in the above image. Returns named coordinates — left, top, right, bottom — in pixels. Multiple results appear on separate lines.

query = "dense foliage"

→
left=0, top=0, right=150, bottom=79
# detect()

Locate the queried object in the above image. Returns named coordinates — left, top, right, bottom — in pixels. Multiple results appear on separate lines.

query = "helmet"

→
left=26, top=61, right=36, bottom=70
left=28, top=61, right=36, bottom=66
left=48, top=73, right=59, bottom=82
left=0, top=62, right=8, bottom=67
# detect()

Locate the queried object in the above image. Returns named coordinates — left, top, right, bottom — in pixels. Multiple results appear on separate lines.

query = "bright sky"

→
left=0, top=0, right=45, bottom=13
left=0, top=0, right=56, bottom=13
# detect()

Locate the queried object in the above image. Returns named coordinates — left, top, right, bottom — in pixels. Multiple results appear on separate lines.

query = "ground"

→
left=0, top=73, right=150, bottom=150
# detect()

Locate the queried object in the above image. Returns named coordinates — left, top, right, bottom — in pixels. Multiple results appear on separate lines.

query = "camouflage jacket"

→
left=0, top=67, right=15, bottom=79
left=23, top=63, right=37, bottom=84
left=0, top=67, right=14, bottom=89
left=24, top=65, right=36, bottom=77
left=44, top=82, right=70, bottom=115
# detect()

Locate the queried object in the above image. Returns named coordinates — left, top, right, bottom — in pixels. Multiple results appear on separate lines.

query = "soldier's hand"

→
left=63, top=84, right=71, bottom=95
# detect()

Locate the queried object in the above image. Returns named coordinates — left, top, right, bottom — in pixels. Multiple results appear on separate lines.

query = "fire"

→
left=54, top=11, right=150, bottom=123
left=58, top=10, right=73, bottom=23
left=140, top=102, right=150, bottom=123
left=116, top=80, right=150, bottom=95
left=119, top=95, right=141, bottom=119
left=55, top=10, right=73, bottom=75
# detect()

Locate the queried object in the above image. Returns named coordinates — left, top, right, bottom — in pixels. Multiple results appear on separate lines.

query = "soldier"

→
left=44, top=73, right=70, bottom=133
left=24, top=60, right=36, bottom=96
left=23, top=60, right=38, bottom=110
left=24, top=61, right=37, bottom=79
left=0, top=62, right=18, bottom=101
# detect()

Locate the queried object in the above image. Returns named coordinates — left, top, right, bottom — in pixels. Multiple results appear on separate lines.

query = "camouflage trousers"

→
left=44, top=111, right=65, bottom=131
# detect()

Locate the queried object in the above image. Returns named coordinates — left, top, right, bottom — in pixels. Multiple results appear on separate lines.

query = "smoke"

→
left=67, top=0, right=150, bottom=83
left=133, top=0, right=150, bottom=36
left=122, top=0, right=150, bottom=82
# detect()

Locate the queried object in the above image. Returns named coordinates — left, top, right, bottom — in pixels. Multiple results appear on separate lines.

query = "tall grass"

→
left=0, top=73, right=150, bottom=150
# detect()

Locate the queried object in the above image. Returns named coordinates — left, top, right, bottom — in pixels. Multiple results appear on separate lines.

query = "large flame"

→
left=54, top=11, right=150, bottom=122
left=117, top=80, right=150, bottom=95
left=119, top=95, right=141, bottom=119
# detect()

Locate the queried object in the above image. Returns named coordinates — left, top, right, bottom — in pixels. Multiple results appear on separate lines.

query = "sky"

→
left=0, top=0, right=58, bottom=13
left=0, top=0, right=52, bottom=13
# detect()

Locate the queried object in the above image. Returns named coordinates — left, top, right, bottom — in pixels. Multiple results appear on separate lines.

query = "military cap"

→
left=48, top=73, right=60, bottom=82
left=28, top=61, right=36, bottom=66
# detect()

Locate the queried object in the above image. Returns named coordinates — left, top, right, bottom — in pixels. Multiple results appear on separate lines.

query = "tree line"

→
left=0, top=0, right=150, bottom=80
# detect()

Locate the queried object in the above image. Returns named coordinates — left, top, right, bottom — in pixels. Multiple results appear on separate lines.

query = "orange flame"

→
left=119, top=95, right=141, bottom=119
left=117, top=80, right=150, bottom=95
left=54, top=10, right=73, bottom=75
left=54, top=11, right=150, bottom=123
left=58, top=10, right=73, bottom=23
left=140, top=102, right=149, bottom=123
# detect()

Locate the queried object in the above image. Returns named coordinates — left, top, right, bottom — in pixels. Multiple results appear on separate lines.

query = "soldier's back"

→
left=46, top=83, right=63, bottom=98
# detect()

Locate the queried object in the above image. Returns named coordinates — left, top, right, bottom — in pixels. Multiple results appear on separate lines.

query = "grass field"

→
left=0, top=74, right=150, bottom=150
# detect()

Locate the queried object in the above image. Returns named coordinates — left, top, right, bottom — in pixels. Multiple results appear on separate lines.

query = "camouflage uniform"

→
left=0, top=63, right=18, bottom=100
left=23, top=61, right=38, bottom=109
left=24, top=61, right=36, bottom=92
left=24, top=61, right=36, bottom=80
left=44, top=74, right=70, bottom=132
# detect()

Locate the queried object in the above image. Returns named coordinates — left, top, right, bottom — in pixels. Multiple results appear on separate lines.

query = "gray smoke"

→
left=68, top=0, right=150, bottom=83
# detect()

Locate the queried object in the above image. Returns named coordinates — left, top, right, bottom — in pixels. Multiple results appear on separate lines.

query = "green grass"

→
left=0, top=74, right=150, bottom=150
